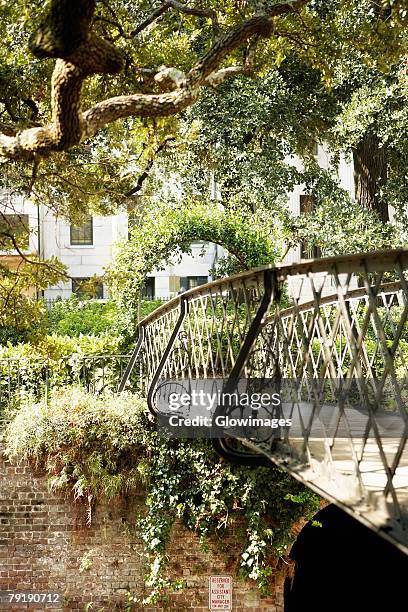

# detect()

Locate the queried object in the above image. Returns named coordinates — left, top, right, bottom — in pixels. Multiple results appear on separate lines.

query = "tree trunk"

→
left=353, top=133, right=389, bottom=223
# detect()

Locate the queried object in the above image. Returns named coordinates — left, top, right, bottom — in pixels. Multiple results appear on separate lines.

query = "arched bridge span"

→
left=119, top=249, right=408, bottom=553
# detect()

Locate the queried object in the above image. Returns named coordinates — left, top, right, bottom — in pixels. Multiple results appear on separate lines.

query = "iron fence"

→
left=0, top=354, right=131, bottom=419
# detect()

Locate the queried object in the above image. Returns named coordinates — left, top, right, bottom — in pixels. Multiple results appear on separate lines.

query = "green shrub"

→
left=0, top=332, right=123, bottom=361
left=0, top=333, right=125, bottom=407
left=0, top=332, right=123, bottom=365
left=5, top=387, right=146, bottom=501
left=4, top=386, right=319, bottom=604
left=45, top=297, right=163, bottom=351
left=46, top=297, right=118, bottom=337
left=139, top=299, right=166, bottom=320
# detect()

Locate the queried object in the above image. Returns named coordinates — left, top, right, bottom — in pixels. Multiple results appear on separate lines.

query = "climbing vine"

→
left=5, top=387, right=320, bottom=604
left=108, top=199, right=285, bottom=340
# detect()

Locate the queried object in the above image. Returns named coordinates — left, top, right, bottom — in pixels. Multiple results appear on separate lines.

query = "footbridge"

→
left=119, top=249, right=408, bottom=553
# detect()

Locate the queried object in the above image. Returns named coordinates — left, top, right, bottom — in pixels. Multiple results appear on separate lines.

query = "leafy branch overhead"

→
left=0, top=0, right=310, bottom=161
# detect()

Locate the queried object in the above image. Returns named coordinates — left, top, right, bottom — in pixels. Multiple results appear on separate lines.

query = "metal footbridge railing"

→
left=119, top=249, right=408, bottom=552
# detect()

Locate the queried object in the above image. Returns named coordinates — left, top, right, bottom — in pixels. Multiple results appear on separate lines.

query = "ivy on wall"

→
left=4, top=387, right=320, bottom=604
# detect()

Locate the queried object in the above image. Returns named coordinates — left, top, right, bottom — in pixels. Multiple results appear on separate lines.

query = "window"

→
left=72, top=277, right=103, bottom=298
left=0, top=214, right=29, bottom=250
left=70, top=216, right=93, bottom=245
left=180, top=276, right=208, bottom=291
left=141, top=277, right=155, bottom=299
left=299, top=195, right=321, bottom=260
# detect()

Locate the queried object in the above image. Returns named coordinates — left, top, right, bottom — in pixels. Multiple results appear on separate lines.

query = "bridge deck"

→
left=241, top=404, right=408, bottom=551
left=120, top=249, right=408, bottom=552
left=238, top=402, right=406, bottom=542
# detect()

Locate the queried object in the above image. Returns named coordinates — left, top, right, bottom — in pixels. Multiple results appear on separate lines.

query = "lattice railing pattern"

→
left=122, top=271, right=267, bottom=395
left=243, top=254, right=408, bottom=550
left=120, top=249, right=408, bottom=551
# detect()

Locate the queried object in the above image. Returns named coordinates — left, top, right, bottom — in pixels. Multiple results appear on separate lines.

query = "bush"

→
left=5, top=387, right=146, bottom=501
left=46, top=297, right=118, bottom=337
left=4, top=386, right=319, bottom=603
left=0, top=332, right=123, bottom=363
left=139, top=299, right=166, bottom=320
left=45, top=297, right=163, bottom=351
left=0, top=333, right=126, bottom=407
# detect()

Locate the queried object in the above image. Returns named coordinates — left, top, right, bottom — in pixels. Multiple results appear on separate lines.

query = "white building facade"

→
left=1, top=145, right=356, bottom=301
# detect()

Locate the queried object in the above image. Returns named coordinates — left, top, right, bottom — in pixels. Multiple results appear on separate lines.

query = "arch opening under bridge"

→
left=284, top=503, right=408, bottom=611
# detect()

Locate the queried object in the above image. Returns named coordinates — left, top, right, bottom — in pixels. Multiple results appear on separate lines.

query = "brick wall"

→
left=0, top=446, right=287, bottom=611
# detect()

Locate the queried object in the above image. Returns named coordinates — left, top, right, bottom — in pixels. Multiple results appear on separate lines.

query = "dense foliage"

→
left=45, top=298, right=115, bottom=337
left=167, top=59, right=407, bottom=249
left=44, top=296, right=125, bottom=337
left=0, top=295, right=162, bottom=350
left=0, top=333, right=124, bottom=410
left=0, top=256, right=67, bottom=344
left=1, top=0, right=406, bottom=310
left=0, top=331, right=122, bottom=363
left=0, top=1, right=406, bottom=215
left=4, top=386, right=320, bottom=603
left=289, top=183, right=399, bottom=255
left=109, top=199, right=282, bottom=340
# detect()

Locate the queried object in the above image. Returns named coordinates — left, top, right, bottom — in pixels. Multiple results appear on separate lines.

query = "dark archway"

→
left=284, top=504, right=408, bottom=612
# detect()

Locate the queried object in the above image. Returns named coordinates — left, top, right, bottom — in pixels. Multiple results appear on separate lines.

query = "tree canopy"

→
left=0, top=0, right=315, bottom=162
left=0, top=1, right=407, bottom=216
left=0, top=0, right=407, bottom=310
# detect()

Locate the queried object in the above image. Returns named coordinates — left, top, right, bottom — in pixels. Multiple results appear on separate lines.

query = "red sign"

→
left=209, top=576, right=232, bottom=610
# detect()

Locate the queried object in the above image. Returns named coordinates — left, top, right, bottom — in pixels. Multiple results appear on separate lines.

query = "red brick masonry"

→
left=0, top=447, right=285, bottom=611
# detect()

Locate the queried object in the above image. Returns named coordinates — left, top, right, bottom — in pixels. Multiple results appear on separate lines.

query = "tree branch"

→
left=0, top=122, right=17, bottom=136
left=131, top=1, right=220, bottom=37
left=130, top=3, right=172, bottom=38
left=0, top=211, right=70, bottom=278
left=80, top=13, right=281, bottom=136
left=205, top=65, right=249, bottom=88
left=0, top=0, right=309, bottom=162
left=125, top=136, right=176, bottom=197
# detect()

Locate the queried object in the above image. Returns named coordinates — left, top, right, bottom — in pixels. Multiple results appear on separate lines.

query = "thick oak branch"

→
left=0, top=0, right=308, bottom=162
